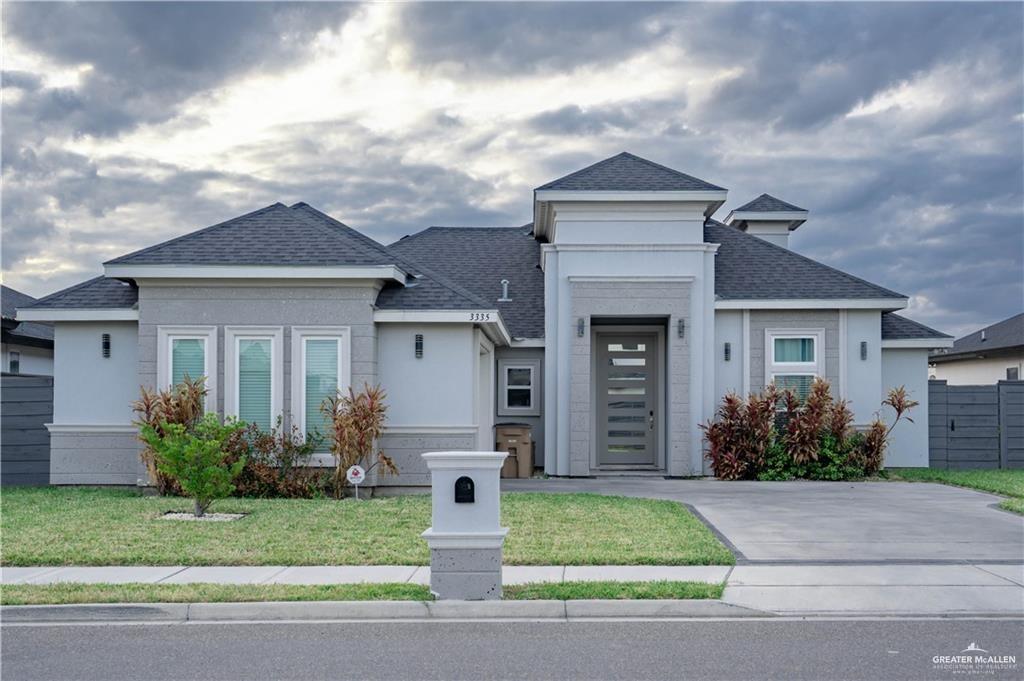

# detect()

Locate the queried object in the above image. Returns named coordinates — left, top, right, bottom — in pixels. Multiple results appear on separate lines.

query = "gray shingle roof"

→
left=389, top=226, right=545, bottom=339
left=22, top=276, right=138, bottom=310
left=881, top=312, right=951, bottom=340
left=2, top=285, right=53, bottom=343
left=931, top=312, right=1024, bottom=360
left=733, top=193, right=807, bottom=213
left=105, top=203, right=405, bottom=269
left=706, top=219, right=906, bottom=300
left=536, top=152, right=725, bottom=192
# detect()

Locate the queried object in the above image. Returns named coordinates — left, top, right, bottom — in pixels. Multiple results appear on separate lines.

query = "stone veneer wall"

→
left=749, top=310, right=841, bottom=391
left=568, top=279, right=692, bottom=476
left=50, top=430, right=140, bottom=485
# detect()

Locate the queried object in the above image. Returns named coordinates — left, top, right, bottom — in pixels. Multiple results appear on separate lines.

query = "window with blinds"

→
left=171, top=338, right=205, bottom=386
left=767, top=331, right=823, bottom=401
left=304, top=338, right=339, bottom=451
left=238, top=338, right=272, bottom=430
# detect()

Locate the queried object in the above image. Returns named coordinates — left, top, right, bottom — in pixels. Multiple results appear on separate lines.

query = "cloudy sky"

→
left=2, top=2, right=1021, bottom=336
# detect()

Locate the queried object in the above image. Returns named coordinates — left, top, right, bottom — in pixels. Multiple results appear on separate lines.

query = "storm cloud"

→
left=1, top=1, right=1021, bottom=336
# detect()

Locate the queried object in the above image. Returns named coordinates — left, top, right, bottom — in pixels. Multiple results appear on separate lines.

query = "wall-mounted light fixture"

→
left=101, top=333, right=111, bottom=358
left=724, top=342, right=731, bottom=362
left=576, top=318, right=585, bottom=337
left=677, top=319, right=685, bottom=339
left=415, top=333, right=424, bottom=359
left=498, top=279, right=511, bottom=302
left=860, top=341, right=868, bottom=361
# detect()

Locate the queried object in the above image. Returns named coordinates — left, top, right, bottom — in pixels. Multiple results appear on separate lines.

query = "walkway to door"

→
left=502, top=478, right=1024, bottom=563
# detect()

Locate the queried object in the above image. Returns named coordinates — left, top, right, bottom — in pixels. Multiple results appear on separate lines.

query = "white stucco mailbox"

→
left=421, top=451, right=508, bottom=600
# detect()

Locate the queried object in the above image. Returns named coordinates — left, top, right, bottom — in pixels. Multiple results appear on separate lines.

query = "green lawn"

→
left=0, top=581, right=722, bottom=606
left=1, top=488, right=733, bottom=566
left=888, top=468, right=1024, bottom=515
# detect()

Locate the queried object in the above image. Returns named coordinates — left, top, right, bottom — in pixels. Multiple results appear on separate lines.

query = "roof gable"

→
left=536, top=152, right=725, bottom=192
left=734, top=193, right=807, bottom=213
left=105, top=203, right=404, bottom=269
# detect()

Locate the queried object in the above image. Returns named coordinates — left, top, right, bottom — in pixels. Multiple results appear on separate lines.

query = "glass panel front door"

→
left=596, top=332, right=659, bottom=466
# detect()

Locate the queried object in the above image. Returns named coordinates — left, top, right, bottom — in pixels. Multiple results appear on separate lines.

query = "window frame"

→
left=157, top=326, right=217, bottom=411
left=224, top=326, right=283, bottom=429
left=497, top=359, right=540, bottom=416
left=290, top=326, right=351, bottom=454
left=9, top=351, right=20, bottom=374
left=765, top=328, right=825, bottom=398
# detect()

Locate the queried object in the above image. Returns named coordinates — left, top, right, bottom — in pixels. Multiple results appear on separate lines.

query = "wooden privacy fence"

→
left=929, top=380, right=1023, bottom=469
left=0, top=374, right=53, bottom=485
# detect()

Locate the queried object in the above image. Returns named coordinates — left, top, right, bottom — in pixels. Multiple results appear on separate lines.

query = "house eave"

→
left=715, top=298, right=907, bottom=311
left=103, top=264, right=407, bottom=285
left=373, top=309, right=512, bottom=346
left=17, top=308, right=139, bottom=322
left=882, top=338, right=955, bottom=349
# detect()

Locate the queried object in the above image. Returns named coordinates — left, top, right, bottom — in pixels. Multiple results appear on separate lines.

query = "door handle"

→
left=649, top=410, right=655, bottom=431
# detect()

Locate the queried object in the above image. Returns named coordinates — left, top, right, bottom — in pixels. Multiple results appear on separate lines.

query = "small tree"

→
left=858, top=386, right=919, bottom=475
left=321, top=384, right=397, bottom=497
left=133, top=376, right=207, bottom=493
left=140, top=414, right=246, bottom=517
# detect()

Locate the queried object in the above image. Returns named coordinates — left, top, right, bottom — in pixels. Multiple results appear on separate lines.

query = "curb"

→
left=2, top=599, right=769, bottom=623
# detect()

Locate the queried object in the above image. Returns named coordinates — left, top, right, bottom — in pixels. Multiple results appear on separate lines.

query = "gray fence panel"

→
left=1, top=374, right=53, bottom=485
left=929, top=380, right=1024, bottom=469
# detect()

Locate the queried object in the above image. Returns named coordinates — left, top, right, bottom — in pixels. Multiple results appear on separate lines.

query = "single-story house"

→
left=18, top=152, right=954, bottom=486
left=2, top=285, right=54, bottom=376
left=930, top=312, right=1024, bottom=384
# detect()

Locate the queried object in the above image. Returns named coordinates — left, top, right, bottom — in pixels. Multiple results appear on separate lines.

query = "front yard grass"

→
left=1, top=488, right=734, bottom=566
left=0, top=581, right=722, bottom=605
left=887, top=468, right=1024, bottom=515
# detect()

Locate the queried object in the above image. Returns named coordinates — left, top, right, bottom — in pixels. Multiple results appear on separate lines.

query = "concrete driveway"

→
left=502, top=478, right=1024, bottom=563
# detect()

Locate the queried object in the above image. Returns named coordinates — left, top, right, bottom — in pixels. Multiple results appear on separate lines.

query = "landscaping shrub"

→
left=132, top=376, right=207, bottom=494
left=229, top=418, right=330, bottom=498
left=702, top=378, right=916, bottom=481
left=322, top=383, right=397, bottom=497
left=140, top=414, right=247, bottom=517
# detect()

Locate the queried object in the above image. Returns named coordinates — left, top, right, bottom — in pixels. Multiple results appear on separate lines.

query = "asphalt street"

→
left=3, top=618, right=1022, bottom=680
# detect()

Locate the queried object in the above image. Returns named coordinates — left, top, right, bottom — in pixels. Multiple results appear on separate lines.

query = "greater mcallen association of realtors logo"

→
left=932, top=642, right=1018, bottom=675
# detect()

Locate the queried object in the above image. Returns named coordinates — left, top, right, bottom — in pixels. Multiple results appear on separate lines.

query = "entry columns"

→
left=421, top=451, right=508, bottom=600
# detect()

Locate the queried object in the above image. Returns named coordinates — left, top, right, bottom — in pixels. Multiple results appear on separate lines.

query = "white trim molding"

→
left=567, top=275, right=697, bottom=283
left=224, top=326, right=284, bottom=427
left=157, top=325, right=218, bottom=410
left=382, top=425, right=480, bottom=435
left=716, top=298, right=907, bottom=311
left=765, top=328, right=825, bottom=393
left=882, top=338, right=955, bottom=349
left=104, top=264, right=406, bottom=284
left=290, top=326, right=351, bottom=445
left=510, top=338, right=545, bottom=348
left=535, top=189, right=728, bottom=203
left=46, top=423, right=137, bottom=433
left=18, top=308, right=138, bottom=322
left=373, top=309, right=512, bottom=346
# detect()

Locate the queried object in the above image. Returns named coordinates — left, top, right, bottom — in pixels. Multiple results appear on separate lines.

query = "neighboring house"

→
left=2, top=285, right=54, bottom=375
left=929, top=313, right=1024, bottom=384
left=18, top=152, right=954, bottom=486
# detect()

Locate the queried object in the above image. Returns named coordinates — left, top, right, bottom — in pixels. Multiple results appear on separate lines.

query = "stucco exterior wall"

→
left=930, top=353, right=1024, bottom=385
left=53, top=321, right=140, bottom=426
left=494, top=346, right=545, bottom=467
left=568, top=279, right=692, bottom=476
left=377, top=324, right=476, bottom=428
left=714, top=310, right=744, bottom=400
left=749, top=310, right=841, bottom=391
left=137, top=284, right=379, bottom=424
left=1, top=343, right=53, bottom=376
left=844, top=310, right=883, bottom=424
left=881, top=348, right=930, bottom=467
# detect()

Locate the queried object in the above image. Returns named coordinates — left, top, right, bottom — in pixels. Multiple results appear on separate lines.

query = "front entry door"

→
left=596, top=332, right=660, bottom=466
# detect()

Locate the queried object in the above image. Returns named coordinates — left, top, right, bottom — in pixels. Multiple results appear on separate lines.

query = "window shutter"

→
left=304, top=338, right=338, bottom=451
left=238, top=338, right=272, bottom=430
left=171, top=338, right=205, bottom=386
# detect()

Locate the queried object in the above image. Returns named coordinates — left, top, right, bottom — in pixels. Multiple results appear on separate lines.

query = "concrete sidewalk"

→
left=0, top=565, right=732, bottom=587
left=4, top=563, right=1023, bottom=615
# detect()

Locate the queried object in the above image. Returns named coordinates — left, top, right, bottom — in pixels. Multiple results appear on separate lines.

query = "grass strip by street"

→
left=503, top=580, right=724, bottom=601
left=887, top=468, right=1024, bottom=515
left=0, top=581, right=722, bottom=606
left=1, top=488, right=734, bottom=567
